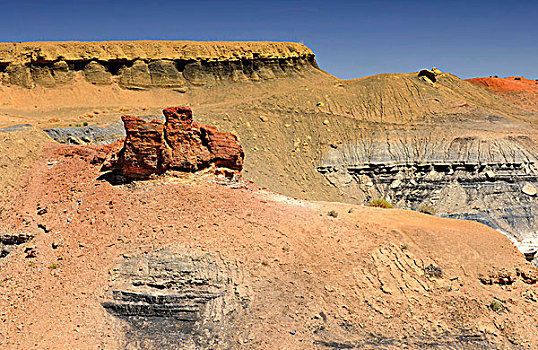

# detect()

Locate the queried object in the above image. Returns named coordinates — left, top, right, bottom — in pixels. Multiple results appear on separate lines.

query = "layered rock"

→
left=318, top=136, right=538, bottom=263
left=0, top=41, right=317, bottom=88
left=102, top=249, right=247, bottom=349
left=108, top=106, right=243, bottom=178
left=113, top=116, right=170, bottom=178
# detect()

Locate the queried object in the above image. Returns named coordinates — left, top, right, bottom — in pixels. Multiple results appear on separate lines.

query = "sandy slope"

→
left=0, top=136, right=536, bottom=349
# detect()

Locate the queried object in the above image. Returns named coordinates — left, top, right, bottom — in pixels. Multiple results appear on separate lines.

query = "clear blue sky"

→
left=1, top=0, right=536, bottom=79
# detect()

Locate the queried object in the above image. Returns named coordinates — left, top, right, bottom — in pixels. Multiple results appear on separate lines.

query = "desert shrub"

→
left=424, top=264, right=442, bottom=278
left=83, top=122, right=88, bottom=126
left=494, top=75, right=498, bottom=78
left=49, top=263, right=58, bottom=270
left=327, top=210, right=338, bottom=218
left=368, top=199, right=394, bottom=209
left=489, top=300, right=502, bottom=312
left=418, top=204, right=436, bottom=215
left=514, top=77, right=521, bottom=80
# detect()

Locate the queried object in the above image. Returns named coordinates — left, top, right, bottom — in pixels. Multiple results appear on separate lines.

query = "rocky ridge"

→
left=0, top=41, right=317, bottom=88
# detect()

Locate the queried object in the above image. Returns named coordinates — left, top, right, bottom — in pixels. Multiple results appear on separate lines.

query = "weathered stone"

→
left=418, top=69, right=437, bottom=83
left=522, top=184, right=537, bottom=196
left=1, top=232, right=34, bottom=258
left=183, top=61, right=215, bottom=85
left=164, top=106, right=212, bottom=171
left=199, top=123, right=244, bottom=170
left=31, top=66, right=55, bottom=87
left=5, top=63, right=33, bottom=88
left=83, top=61, right=112, bottom=85
left=51, top=61, right=72, bottom=83
left=390, top=179, right=402, bottom=189
left=119, top=60, right=151, bottom=87
left=31, top=61, right=72, bottom=87
left=109, top=106, right=244, bottom=178
left=102, top=249, right=247, bottom=349
left=148, top=60, right=185, bottom=87
left=113, top=116, right=170, bottom=178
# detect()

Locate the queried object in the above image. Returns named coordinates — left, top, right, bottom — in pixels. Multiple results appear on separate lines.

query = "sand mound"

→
left=467, top=76, right=538, bottom=113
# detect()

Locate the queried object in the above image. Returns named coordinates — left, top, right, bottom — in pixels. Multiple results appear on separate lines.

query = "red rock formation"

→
left=199, top=124, right=243, bottom=170
left=108, top=106, right=243, bottom=178
left=113, top=116, right=171, bottom=178
left=163, top=106, right=212, bottom=171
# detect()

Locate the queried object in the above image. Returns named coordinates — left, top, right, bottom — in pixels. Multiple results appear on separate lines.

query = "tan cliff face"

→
left=0, top=40, right=317, bottom=88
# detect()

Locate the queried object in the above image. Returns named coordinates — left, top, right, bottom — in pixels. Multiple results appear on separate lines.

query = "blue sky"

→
left=1, top=0, right=536, bottom=79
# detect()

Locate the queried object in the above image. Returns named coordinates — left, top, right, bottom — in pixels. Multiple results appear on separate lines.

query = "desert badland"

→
left=0, top=41, right=537, bottom=349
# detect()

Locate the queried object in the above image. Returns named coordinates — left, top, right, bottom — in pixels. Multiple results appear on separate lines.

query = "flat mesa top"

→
left=0, top=40, right=314, bottom=63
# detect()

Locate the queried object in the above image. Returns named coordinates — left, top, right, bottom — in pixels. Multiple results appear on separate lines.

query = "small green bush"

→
left=490, top=300, right=502, bottom=312
left=514, top=77, right=521, bottom=80
left=49, top=263, right=59, bottom=270
left=327, top=210, right=338, bottom=218
left=368, top=199, right=394, bottom=209
left=83, top=122, right=89, bottom=126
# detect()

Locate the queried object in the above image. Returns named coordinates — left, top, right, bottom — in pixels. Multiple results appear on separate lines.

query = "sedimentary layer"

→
left=0, top=41, right=317, bottom=88
left=318, top=136, right=538, bottom=264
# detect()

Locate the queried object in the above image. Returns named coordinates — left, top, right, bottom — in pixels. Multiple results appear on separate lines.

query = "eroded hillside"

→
left=0, top=41, right=537, bottom=348
left=2, top=41, right=535, bottom=262
left=0, top=123, right=537, bottom=349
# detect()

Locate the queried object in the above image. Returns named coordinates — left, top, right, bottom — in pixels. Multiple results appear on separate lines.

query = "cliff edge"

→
left=0, top=40, right=317, bottom=88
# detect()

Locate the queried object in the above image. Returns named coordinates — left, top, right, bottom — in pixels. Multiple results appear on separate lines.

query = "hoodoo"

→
left=108, top=106, right=244, bottom=178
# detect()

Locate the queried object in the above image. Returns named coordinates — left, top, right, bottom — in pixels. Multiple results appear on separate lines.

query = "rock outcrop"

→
left=0, top=232, right=34, bottom=258
left=108, top=106, right=244, bottom=178
left=0, top=41, right=317, bottom=88
left=418, top=67, right=440, bottom=83
left=103, top=249, right=247, bottom=349
left=318, top=136, right=538, bottom=261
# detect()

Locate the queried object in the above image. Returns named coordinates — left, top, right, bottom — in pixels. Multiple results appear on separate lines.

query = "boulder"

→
left=418, top=69, right=437, bottom=83
left=112, top=115, right=170, bottom=178
left=199, top=123, right=243, bottom=170
left=163, top=106, right=212, bottom=171
left=109, top=106, right=243, bottom=178
left=522, top=184, right=537, bottom=196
